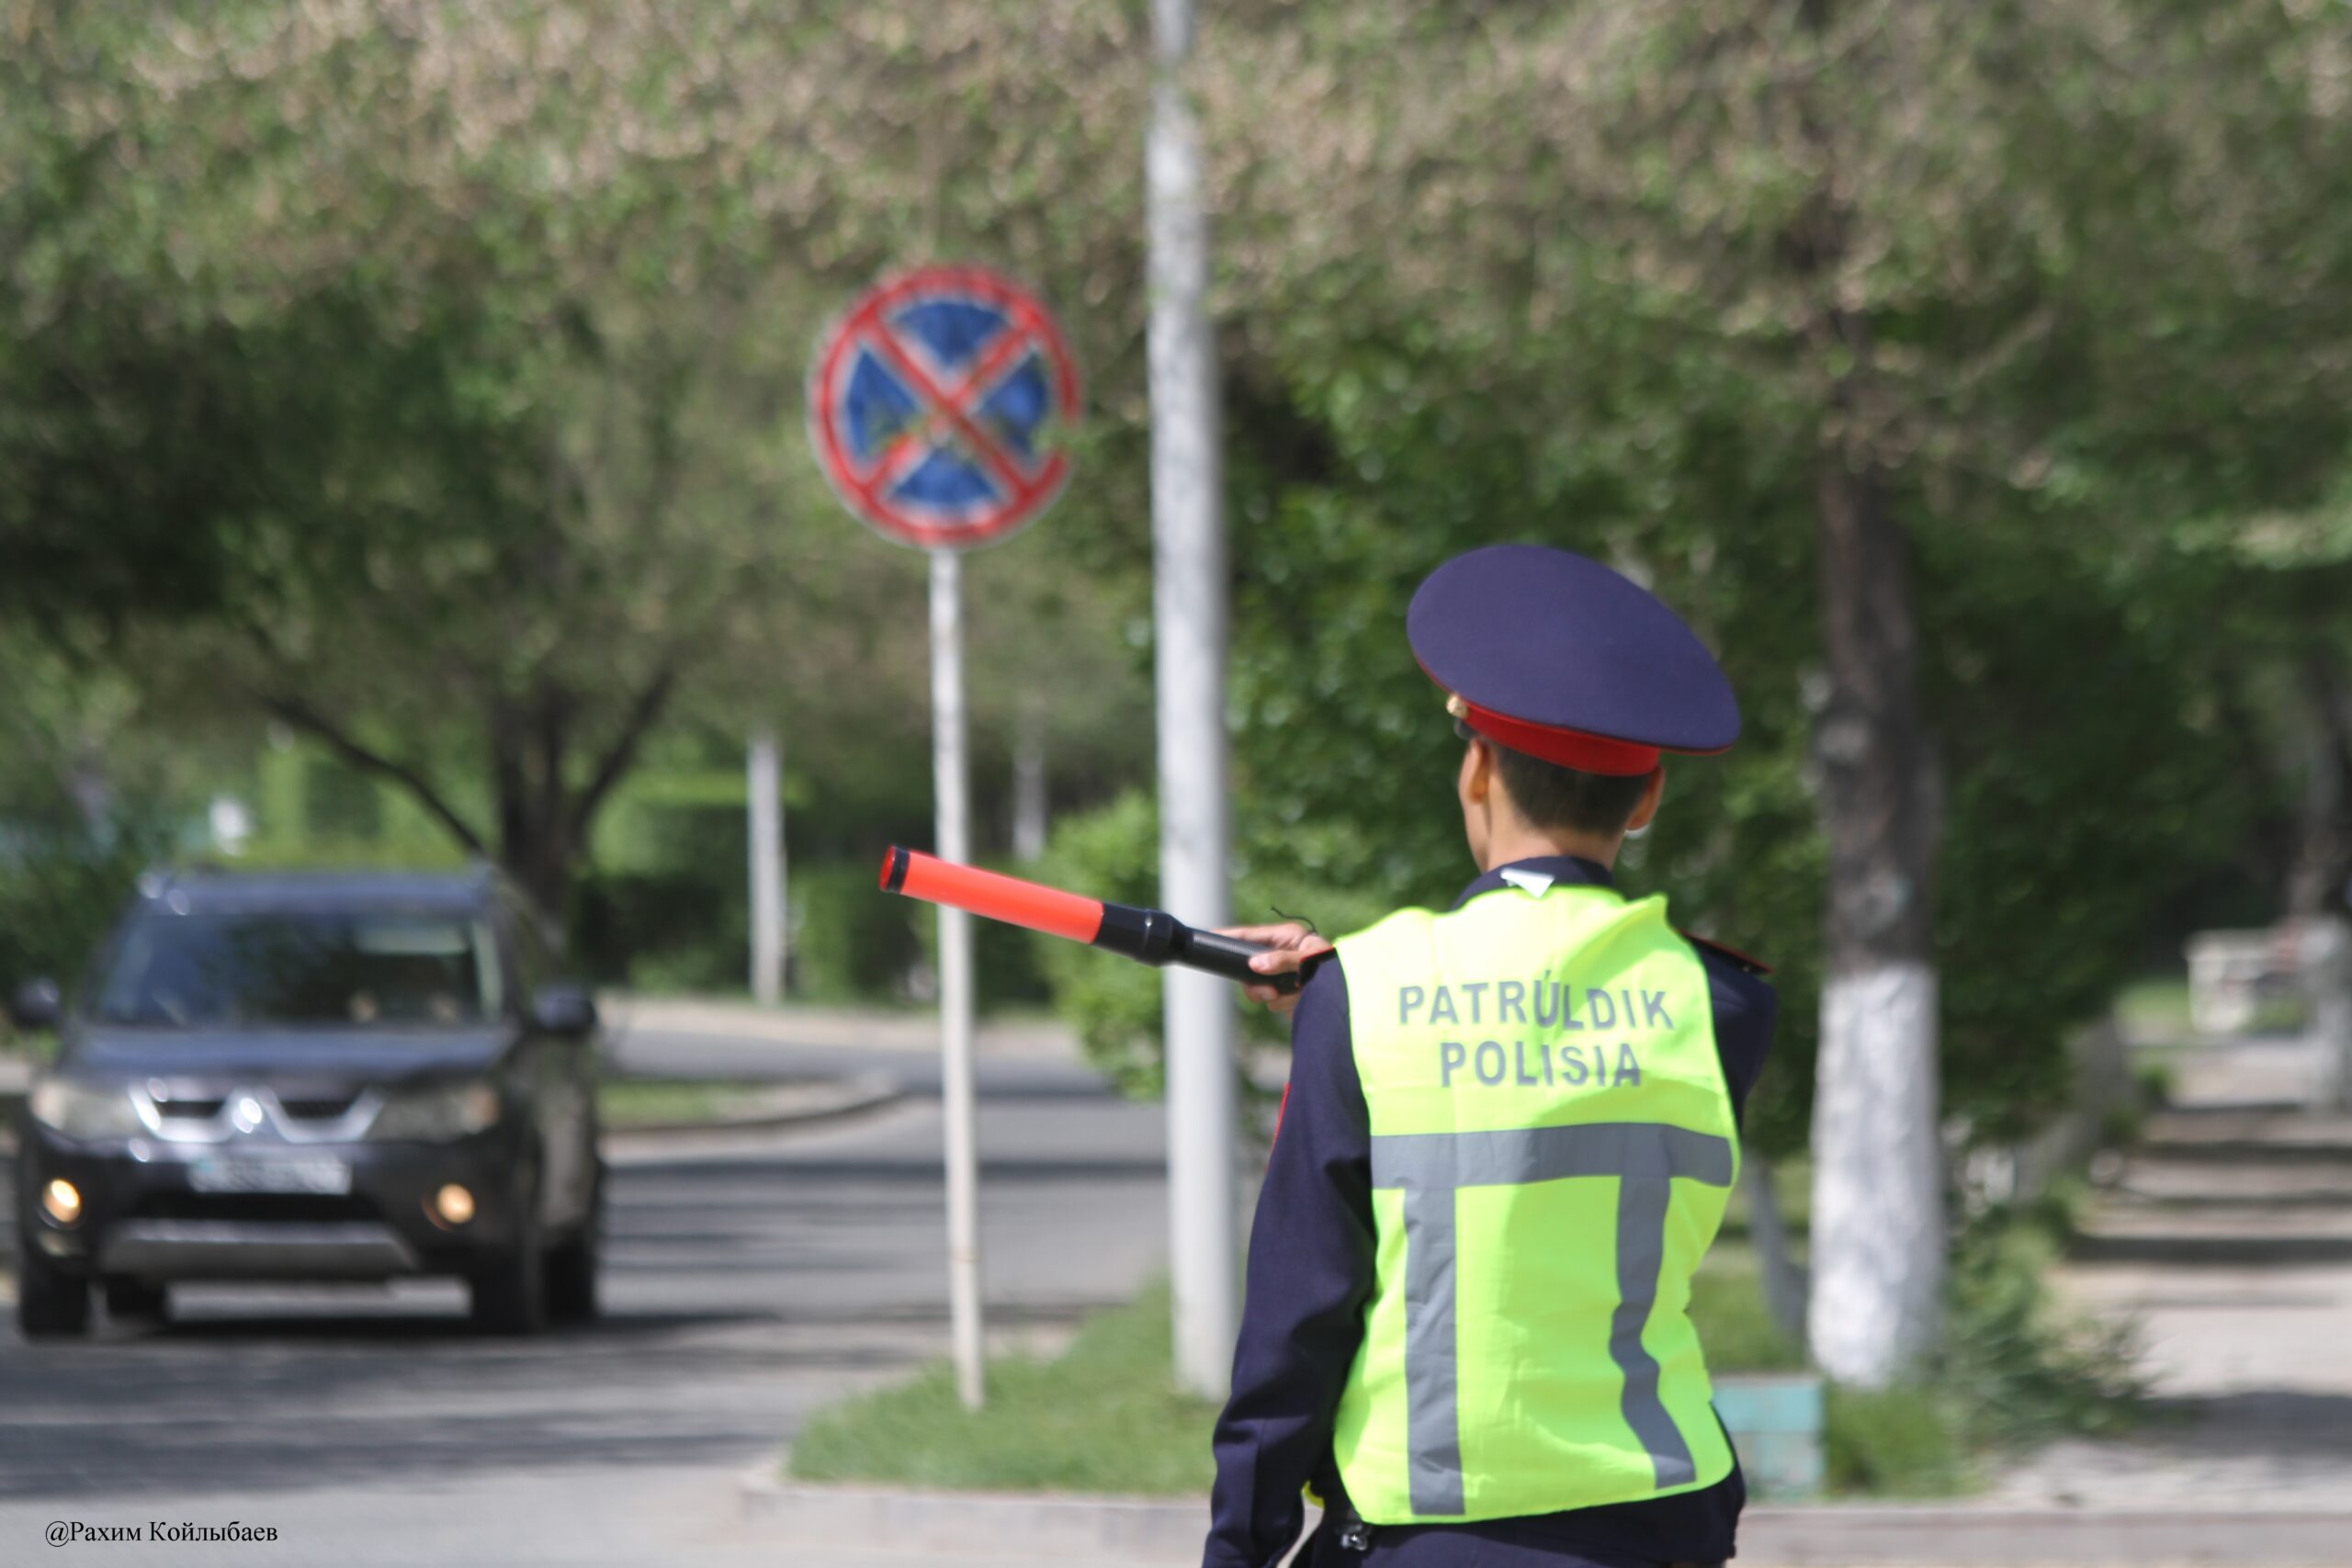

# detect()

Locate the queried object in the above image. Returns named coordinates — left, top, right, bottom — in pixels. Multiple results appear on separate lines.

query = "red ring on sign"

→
left=808, top=265, right=1082, bottom=552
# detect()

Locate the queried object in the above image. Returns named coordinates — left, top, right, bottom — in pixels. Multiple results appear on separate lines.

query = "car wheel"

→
left=103, top=1277, right=168, bottom=1324
left=17, top=1247, right=92, bottom=1339
left=543, top=1159, right=603, bottom=1325
left=468, top=1171, right=547, bottom=1336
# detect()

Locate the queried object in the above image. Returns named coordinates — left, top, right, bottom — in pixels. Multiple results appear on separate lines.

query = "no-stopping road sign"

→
left=808, top=265, right=1081, bottom=551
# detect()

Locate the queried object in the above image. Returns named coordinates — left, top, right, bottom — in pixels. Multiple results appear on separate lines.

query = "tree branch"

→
left=571, top=663, right=681, bottom=836
left=254, top=689, right=490, bottom=857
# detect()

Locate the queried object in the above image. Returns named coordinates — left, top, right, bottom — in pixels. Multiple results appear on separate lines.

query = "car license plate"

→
left=189, top=1157, right=353, bottom=1196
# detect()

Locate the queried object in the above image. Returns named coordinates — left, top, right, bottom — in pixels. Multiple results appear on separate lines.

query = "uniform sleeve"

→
left=1202, top=958, right=1375, bottom=1568
left=1700, top=952, right=1779, bottom=1130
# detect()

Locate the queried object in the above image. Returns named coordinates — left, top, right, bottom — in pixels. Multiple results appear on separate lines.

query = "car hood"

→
left=63, top=1026, right=517, bottom=1085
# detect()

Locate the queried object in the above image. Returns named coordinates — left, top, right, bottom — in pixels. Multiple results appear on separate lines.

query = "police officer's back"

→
left=1205, top=546, right=1776, bottom=1568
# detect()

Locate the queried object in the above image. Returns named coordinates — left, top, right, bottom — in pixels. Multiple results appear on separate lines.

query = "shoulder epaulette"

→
left=1677, top=929, right=1773, bottom=976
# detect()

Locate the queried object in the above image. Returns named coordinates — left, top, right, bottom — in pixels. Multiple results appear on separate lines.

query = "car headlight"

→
left=28, top=1078, right=143, bottom=1141
left=368, top=1081, right=503, bottom=1142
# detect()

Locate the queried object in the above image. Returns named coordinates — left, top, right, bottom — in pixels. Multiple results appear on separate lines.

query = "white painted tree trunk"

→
left=1808, top=963, right=1944, bottom=1383
left=1804, top=433, right=1945, bottom=1389
left=2298, top=917, right=2352, bottom=1109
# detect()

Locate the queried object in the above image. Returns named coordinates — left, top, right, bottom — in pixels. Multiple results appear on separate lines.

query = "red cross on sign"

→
left=808, top=265, right=1082, bottom=551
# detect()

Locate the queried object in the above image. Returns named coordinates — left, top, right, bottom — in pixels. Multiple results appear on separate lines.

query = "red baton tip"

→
left=883, top=847, right=1106, bottom=946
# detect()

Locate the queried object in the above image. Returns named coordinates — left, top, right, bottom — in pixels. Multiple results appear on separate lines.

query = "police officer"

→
left=1203, top=544, right=1777, bottom=1568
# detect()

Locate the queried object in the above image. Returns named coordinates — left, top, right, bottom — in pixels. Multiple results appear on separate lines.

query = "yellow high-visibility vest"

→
left=1329, top=877, right=1740, bottom=1523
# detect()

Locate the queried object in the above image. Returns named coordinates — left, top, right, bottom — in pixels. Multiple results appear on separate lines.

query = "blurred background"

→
left=6, top=2, right=2352, bottom=1564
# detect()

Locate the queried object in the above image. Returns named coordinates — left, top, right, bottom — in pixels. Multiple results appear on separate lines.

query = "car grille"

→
left=131, top=1192, right=379, bottom=1225
left=153, top=1097, right=227, bottom=1121
left=277, top=1095, right=359, bottom=1121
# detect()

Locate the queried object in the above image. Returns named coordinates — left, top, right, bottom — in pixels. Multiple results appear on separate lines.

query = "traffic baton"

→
left=878, top=846, right=1303, bottom=994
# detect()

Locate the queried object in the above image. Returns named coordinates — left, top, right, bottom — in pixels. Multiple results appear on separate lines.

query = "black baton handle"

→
left=1093, top=902, right=1303, bottom=994
left=1174, top=927, right=1303, bottom=994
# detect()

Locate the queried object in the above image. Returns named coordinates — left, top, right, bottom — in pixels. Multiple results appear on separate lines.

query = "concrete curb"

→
left=735, top=1472, right=2352, bottom=1566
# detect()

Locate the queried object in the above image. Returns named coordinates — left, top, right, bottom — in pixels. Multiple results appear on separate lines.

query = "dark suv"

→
left=11, top=868, right=602, bottom=1337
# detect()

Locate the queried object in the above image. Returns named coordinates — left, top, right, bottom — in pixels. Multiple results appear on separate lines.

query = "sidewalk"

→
left=1979, top=1038, right=2352, bottom=1515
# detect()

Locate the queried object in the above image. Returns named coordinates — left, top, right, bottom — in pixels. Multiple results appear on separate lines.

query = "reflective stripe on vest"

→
left=1331, top=883, right=1740, bottom=1524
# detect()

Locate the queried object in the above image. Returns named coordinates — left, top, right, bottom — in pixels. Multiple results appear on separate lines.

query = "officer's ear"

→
left=1622, top=766, right=1667, bottom=835
left=1459, top=737, right=1497, bottom=808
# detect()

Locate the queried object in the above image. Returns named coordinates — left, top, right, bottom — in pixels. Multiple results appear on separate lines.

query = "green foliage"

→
left=1201, top=0, right=2352, bottom=1167
left=1824, top=1385, right=1972, bottom=1498
left=788, top=861, right=923, bottom=1006
left=6, top=0, right=2352, bottom=1171
left=787, top=1282, right=1220, bottom=1496
left=1034, top=789, right=1394, bottom=1096
left=1938, top=1206, right=2145, bottom=1449
left=572, top=867, right=747, bottom=992
left=0, top=648, right=187, bottom=997
left=1925, top=536, right=2254, bottom=1140
left=0, top=826, right=154, bottom=996
left=1030, top=791, right=1169, bottom=1093
left=1687, top=1257, right=1806, bottom=1374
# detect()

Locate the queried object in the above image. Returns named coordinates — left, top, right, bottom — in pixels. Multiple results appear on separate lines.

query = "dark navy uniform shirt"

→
left=1204, top=855, right=1778, bottom=1568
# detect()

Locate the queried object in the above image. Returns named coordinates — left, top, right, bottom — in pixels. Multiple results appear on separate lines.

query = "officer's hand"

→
left=1217, top=922, right=1334, bottom=1017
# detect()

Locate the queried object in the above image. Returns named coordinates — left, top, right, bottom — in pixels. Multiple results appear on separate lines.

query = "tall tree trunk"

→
left=1805, top=420, right=1947, bottom=1387
left=1787, top=0, right=1946, bottom=1392
left=2286, top=651, right=2352, bottom=918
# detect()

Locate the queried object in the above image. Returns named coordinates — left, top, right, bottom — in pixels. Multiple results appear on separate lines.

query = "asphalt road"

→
left=0, top=1027, right=1182, bottom=1566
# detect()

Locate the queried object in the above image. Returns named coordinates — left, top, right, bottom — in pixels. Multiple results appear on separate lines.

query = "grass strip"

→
left=788, top=1284, right=1220, bottom=1495
left=597, top=1077, right=772, bottom=1128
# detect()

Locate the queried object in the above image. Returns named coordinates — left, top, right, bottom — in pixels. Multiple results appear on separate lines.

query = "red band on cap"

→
left=1454, top=697, right=1661, bottom=777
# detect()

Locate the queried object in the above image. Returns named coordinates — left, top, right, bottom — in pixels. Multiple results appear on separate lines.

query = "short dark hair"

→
left=1461, top=722, right=1653, bottom=835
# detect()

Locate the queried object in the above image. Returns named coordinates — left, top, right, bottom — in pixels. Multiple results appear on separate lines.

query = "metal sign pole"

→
left=810, top=265, right=1077, bottom=1415
left=748, top=730, right=786, bottom=1006
left=1148, top=0, right=1239, bottom=1400
left=930, top=547, right=987, bottom=1410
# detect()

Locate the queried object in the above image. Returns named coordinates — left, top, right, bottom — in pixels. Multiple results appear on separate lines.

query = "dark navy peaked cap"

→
left=1408, top=544, right=1739, bottom=776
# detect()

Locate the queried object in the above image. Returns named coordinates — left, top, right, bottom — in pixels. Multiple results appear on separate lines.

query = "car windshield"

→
left=92, top=910, right=502, bottom=1029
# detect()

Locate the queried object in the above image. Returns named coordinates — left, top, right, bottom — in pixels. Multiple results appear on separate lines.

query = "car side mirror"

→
left=530, top=984, right=597, bottom=1041
left=9, top=978, right=62, bottom=1032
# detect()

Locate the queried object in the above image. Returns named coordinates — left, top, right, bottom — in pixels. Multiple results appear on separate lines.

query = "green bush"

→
left=1031, top=792, right=1169, bottom=1093
left=791, top=859, right=923, bottom=1004
left=1825, top=1384, right=1971, bottom=1497
left=572, top=867, right=746, bottom=991
left=1032, top=790, right=1392, bottom=1097
left=1939, top=1207, right=2144, bottom=1448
